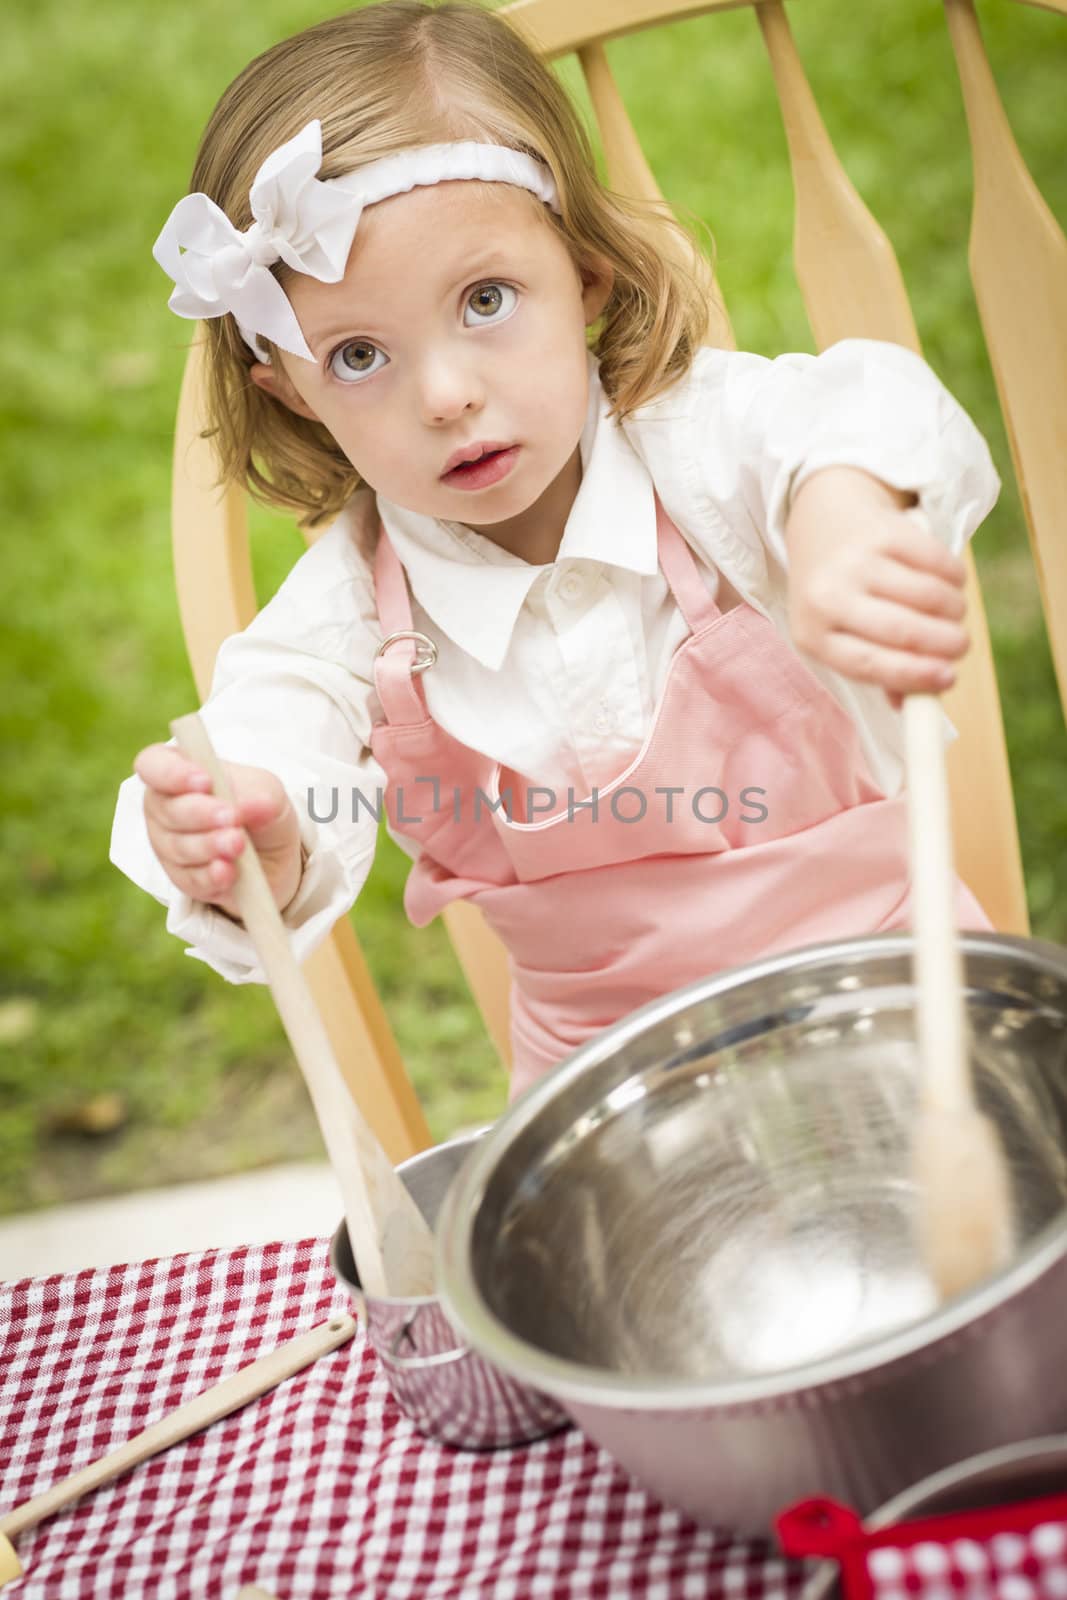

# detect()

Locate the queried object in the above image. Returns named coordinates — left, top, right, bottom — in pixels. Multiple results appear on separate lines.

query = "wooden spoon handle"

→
left=904, top=691, right=968, bottom=1103
left=901, top=508, right=971, bottom=1113
left=170, top=715, right=436, bottom=1301
left=0, top=1315, right=356, bottom=1540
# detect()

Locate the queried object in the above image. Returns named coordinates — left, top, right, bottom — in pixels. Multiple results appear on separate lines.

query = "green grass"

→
left=2, top=0, right=1065, bottom=1214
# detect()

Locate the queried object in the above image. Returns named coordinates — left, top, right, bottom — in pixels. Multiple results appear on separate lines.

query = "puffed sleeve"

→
left=109, top=511, right=390, bottom=985
left=690, top=338, right=1000, bottom=570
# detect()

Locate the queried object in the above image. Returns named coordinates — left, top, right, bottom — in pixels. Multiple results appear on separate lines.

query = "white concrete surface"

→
left=0, top=1163, right=344, bottom=1279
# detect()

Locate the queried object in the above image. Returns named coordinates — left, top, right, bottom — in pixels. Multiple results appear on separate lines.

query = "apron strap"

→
left=654, top=496, right=723, bottom=634
left=373, top=519, right=433, bottom=726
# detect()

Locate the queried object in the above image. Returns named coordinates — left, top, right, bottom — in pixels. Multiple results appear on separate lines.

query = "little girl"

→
left=112, top=0, right=998, bottom=1096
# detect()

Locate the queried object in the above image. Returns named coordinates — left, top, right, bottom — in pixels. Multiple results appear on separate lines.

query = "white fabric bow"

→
left=153, top=121, right=366, bottom=360
left=153, top=120, right=561, bottom=362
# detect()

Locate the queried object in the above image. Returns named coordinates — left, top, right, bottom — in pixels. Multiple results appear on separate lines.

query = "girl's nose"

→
left=416, top=353, right=485, bottom=425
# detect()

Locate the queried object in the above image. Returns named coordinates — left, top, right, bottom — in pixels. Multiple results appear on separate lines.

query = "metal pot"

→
left=803, top=1434, right=1067, bottom=1597
left=330, top=1129, right=566, bottom=1449
left=435, top=932, right=1067, bottom=1530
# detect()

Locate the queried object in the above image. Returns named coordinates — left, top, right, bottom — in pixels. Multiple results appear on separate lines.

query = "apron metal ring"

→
left=375, top=630, right=438, bottom=675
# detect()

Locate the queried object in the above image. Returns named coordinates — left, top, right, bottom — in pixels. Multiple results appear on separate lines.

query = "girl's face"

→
left=253, top=182, right=613, bottom=562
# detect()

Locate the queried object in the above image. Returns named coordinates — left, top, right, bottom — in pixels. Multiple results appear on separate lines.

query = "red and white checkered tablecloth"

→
left=0, top=1239, right=808, bottom=1599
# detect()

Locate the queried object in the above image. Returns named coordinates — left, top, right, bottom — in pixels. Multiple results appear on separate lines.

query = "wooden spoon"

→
left=0, top=1314, right=356, bottom=1589
left=171, top=714, right=436, bottom=1302
left=905, top=680, right=1014, bottom=1298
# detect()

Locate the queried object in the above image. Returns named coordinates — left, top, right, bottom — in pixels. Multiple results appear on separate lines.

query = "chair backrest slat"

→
left=755, top=0, right=1028, bottom=932
left=577, top=43, right=736, bottom=348
left=755, top=1, right=919, bottom=349
left=945, top=0, right=1067, bottom=720
left=172, top=338, right=258, bottom=703
left=505, top=0, right=753, bottom=56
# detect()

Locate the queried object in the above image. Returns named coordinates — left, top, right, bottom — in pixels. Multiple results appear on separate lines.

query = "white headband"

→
left=152, top=119, right=561, bottom=362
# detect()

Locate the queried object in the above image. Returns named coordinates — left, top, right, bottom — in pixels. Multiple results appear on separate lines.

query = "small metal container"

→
left=330, top=1129, right=566, bottom=1449
left=436, top=933, right=1067, bottom=1529
left=803, top=1435, right=1067, bottom=1597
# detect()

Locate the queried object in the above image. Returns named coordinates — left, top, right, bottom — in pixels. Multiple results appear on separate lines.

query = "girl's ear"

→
left=248, top=360, right=322, bottom=422
left=580, top=255, right=615, bottom=324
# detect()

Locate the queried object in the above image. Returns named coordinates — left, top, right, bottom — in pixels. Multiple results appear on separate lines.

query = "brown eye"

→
left=470, top=285, right=503, bottom=316
left=330, top=339, right=387, bottom=383
left=463, top=283, right=517, bottom=326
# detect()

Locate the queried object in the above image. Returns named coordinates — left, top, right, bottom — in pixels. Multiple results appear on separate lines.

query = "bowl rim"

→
left=436, top=930, right=1067, bottom=1410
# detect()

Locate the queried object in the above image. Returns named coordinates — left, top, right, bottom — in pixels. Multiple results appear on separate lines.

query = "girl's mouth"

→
left=441, top=446, right=520, bottom=490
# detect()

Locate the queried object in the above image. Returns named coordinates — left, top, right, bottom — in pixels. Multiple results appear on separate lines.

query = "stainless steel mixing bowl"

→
left=436, top=932, right=1067, bottom=1531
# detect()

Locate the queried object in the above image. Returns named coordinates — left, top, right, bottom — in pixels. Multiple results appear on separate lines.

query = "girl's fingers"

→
left=144, top=791, right=238, bottom=833
left=866, top=558, right=966, bottom=620
left=139, top=753, right=294, bottom=911
left=886, top=522, right=968, bottom=586
left=819, top=632, right=959, bottom=696
left=134, top=744, right=213, bottom=795
left=233, top=789, right=288, bottom=830
left=167, top=829, right=245, bottom=870
left=177, top=859, right=238, bottom=901
left=137, top=749, right=286, bottom=835
left=831, top=595, right=969, bottom=662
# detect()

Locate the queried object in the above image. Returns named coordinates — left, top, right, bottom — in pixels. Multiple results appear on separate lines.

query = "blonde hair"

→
left=189, top=0, right=717, bottom=526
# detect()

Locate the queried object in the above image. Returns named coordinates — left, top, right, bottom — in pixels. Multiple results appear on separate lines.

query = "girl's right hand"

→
left=134, top=744, right=304, bottom=920
left=784, top=468, right=969, bottom=709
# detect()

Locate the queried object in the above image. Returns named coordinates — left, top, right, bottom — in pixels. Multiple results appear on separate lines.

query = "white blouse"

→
left=110, top=340, right=1000, bottom=983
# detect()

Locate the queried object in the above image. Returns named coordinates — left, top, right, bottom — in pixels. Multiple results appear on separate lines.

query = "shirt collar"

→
left=375, top=355, right=657, bottom=671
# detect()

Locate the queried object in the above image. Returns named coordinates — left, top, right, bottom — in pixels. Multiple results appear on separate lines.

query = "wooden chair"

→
left=170, top=0, right=1065, bottom=1158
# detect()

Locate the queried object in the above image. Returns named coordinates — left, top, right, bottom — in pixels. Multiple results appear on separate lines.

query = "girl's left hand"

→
left=784, top=465, right=969, bottom=710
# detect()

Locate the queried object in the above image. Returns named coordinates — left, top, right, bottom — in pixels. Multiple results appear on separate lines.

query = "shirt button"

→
left=592, top=705, right=615, bottom=734
left=558, top=571, right=585, bottom=603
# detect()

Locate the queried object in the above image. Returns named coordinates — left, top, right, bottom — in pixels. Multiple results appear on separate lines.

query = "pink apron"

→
left=370, top=500, right=992, bottom=1098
